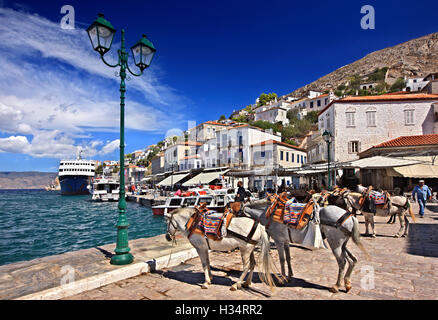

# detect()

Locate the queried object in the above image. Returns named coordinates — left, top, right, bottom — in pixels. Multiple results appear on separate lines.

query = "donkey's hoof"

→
left=393, top=234, right=401, bottom=238
left=402, top=234, right=407, bottom=238
left=329, top=286, right=339, bottom=293
left=201, top=283, right=209, bottom=289
left=230, top=284, right=239, bottom=291
left=345, top=281, right=352, bottom=292
left=371, top=234, right=377, bottom=238
left=241, top=282, right=251, bottom=288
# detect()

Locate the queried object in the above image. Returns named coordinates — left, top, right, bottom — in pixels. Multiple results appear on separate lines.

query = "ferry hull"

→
left=60, top=176, right=90, bottom=195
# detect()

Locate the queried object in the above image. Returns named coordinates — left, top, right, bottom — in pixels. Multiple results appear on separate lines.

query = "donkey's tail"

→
left=257, top=225, right=283, bottom=290
left=352, top=216, right=370, bottom=260
left=406, top=201, right=416, bottom=223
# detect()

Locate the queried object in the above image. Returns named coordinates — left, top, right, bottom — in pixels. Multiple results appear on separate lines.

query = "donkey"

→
left=164, top=207, right=281, bottom=291
left=243, top=199, right=369, bottom=293
left=341, top=185, right=416, bottom=238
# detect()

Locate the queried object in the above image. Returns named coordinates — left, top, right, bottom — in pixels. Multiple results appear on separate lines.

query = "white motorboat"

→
left=90, top=178, right=120, bottom=202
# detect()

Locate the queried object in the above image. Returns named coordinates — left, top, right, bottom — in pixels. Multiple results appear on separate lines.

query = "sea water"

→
left=0, top=189, right=166, bottom=266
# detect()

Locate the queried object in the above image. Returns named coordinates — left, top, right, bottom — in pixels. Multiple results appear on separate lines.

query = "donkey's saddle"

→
left=186, top=203, right=233, bottom=241
left=266, top=192, right=314, bottom=230
left=368, top=191, right=387, bottom=205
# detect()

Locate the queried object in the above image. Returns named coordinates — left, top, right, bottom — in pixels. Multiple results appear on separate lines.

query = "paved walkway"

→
left=65, top=203, right=438, bottom=300
left=0, top=233, right=193, bottom=300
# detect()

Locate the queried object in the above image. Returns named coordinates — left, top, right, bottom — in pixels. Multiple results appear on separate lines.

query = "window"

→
left=366, top=111, right=376, bottom=127
left=310, top=102, right=314, bottom=108
left=280, top=151, right=284, bottom=161
left=261, top=151, right=265, bottom=158
left=291, top=153, right=294, bottom=162
left=346, top=112, right=355, bottom=127
left=301, top=155, right=304, bottom=163
left=404, top=110, right=414, bottom=125
left=348, top=141, right=360, bottom=153
left=286, top=152, right=289, bottom=161
left=317, top=100, right=321, bottom=107
left=325, top=98, right=328, bottom=105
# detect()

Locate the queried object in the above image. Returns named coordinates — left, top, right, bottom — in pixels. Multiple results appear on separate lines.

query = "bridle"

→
left=165, top=212, right=179, bottom=242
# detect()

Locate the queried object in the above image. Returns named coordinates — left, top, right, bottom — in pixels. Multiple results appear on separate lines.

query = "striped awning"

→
left=156, top=172, right=190, bottom=186
left=182, top=169, right=229, bottom=186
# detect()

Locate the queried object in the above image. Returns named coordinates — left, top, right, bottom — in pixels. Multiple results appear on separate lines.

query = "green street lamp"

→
left=86, top=13, right=156, bottom=265
left=322, top=130, right=333, bottom=191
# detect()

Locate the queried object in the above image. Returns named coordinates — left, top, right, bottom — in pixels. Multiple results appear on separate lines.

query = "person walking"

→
left=412, top=180, right=432, bottom=218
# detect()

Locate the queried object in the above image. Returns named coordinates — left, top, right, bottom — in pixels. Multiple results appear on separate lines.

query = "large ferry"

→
left=58, top=151, right=96, bottom=195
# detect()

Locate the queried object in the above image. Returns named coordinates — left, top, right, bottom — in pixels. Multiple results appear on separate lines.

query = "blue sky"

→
left=0, top=0, right=437, bottom=171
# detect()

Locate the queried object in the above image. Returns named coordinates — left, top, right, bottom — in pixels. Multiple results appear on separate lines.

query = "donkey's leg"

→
left=326, top=233, right=346, bottom=293
left=402, top=215, right=410, bottom=237
left=284, top=243, right=293, bottom=281
left=343, top=242, right=357, bottom=292
left=231, top=246, right=253, bottom=291
left=274, top=239, right=287, bottom=280
left=394, top=212, right=405, bottom=238
left=242, top=251, right=256, bottom=288
left=195, top=246, right=212, bottom=289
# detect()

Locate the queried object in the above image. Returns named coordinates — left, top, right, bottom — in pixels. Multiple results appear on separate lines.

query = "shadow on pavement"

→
left=280, top=276, right=331, bottom=292
left=406, top=223, right=438, bottom=258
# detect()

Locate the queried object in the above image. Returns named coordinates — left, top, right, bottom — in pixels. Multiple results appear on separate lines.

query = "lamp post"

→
left=86, top=14, right=156, bottom=265
left=322, top=130, right=333, bottom=191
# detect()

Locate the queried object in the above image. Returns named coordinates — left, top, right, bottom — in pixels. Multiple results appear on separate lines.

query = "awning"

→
left=342, top=156, right=421, bottom=169
left=156, top=172, right=190, bottom=186
left=386, top=164, right=438, bottom=178
left=182, top=169, right=229, bottom=186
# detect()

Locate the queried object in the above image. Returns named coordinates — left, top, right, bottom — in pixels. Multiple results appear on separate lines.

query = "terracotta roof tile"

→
left=372, top=134, right=438, bottom=148
left=318, top=93, right=438, bottom=116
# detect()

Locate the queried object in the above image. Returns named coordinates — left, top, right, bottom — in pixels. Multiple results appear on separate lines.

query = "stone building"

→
left=317, top=93, right=438, bottom=164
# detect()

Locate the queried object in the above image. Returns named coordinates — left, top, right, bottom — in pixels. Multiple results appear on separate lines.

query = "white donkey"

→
left=340, top=185, right=416, bottom=238
left=244, top=200, right=369, bottom=293
left=164, top=207, right=281, bottom=291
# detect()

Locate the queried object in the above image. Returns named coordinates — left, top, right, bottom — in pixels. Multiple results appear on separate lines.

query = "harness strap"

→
left=320, top=210, right=353, bottom=235
left=227, top=229, right=258, bottom=245
left=226, top=218, right=259, bottom=245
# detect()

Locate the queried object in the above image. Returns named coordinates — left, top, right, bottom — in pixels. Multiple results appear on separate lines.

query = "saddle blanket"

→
left=369, top=191, right=386, bottom=205
left=198, top=211, right=222, bottom=235
left=283, top=201, right=307, bottom=226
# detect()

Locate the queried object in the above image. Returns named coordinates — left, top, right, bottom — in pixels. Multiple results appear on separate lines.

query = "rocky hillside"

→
left=0, top=172, right=57, bottom=189
left=286, top=32, right=438, bottom=98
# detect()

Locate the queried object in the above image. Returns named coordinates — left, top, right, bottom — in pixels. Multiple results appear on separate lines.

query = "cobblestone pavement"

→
left=65, top=204, right=438, bottom=300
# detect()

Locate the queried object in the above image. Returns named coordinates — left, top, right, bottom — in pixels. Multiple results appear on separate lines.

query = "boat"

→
left=58, top=150, right=96, bottom=195
left=151, top=187, right=235, bottom=216
left=90, top=177, right=120, bottom=202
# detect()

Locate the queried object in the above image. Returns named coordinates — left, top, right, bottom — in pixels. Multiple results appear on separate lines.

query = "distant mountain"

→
left=0, top=172, right=58, bottom=189
left=285, top=32, right=438, bottom=98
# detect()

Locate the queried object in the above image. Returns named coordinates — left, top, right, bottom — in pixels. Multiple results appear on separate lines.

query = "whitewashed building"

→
left=254, top=106, right=289, bottom=125
left=187, top=121, right=230, bottom=144
left=163, top=141, right=202, bottom=172
left=251, top=140, right=307, bottom=190
left=404, top=77, right=429, bottom=92
left=316, top=93, right=438, bottom=164
left=213, top=124, right=282, bottom=170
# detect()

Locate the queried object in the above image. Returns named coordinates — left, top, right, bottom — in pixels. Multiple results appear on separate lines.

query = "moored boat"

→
left=90, top=178, right=121, bottom=202
left=151, top=188, right=235, bottom=216
left=59, top=151, right=96, bottom=195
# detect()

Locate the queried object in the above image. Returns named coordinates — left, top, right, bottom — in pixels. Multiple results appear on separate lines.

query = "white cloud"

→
left=0, top=7, right=190, bottom=160
left=0, top=131, right=120, bottom=159
left=101, top=139, right=120, bottom=155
